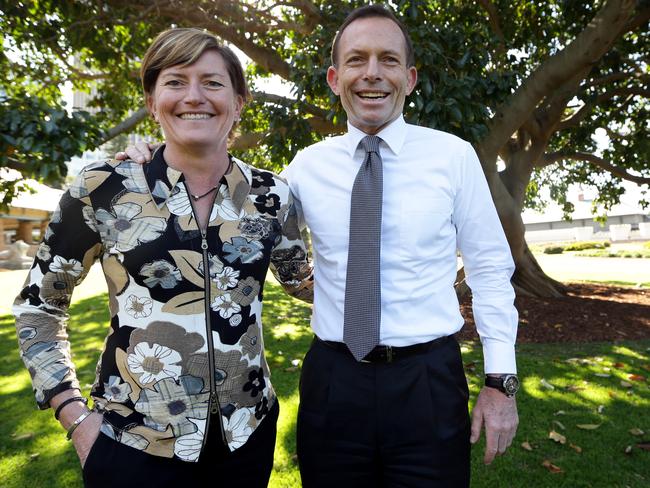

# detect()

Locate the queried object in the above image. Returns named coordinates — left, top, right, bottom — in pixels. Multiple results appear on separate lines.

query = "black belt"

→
left=314, top=335, right=452, bottom=364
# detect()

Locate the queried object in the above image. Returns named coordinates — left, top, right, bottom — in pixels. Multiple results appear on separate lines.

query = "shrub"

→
left=543, top=245, right=564, bottom=254
left=564, top=241, right=610, bottom=251
left=643, top=241, right=650, bottom=251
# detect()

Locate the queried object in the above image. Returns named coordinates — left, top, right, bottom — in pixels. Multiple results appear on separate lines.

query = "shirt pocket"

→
left=398, top=196, right=453, bottom=260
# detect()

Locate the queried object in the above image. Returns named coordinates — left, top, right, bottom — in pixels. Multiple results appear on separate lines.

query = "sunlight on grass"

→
left=0, top=367, right=32, bottom=394
left=2, top=280, right=649, bottom=487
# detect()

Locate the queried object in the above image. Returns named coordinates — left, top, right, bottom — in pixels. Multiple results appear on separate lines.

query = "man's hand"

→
left=71, top=411, right=103, bottom=467
left=114, top=142, right=159, bottom=163
left=470, top=387, right=518, bottom=465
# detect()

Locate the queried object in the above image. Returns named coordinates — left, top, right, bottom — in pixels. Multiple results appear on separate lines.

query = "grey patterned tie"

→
left=343, top=135, right=383, bottom=361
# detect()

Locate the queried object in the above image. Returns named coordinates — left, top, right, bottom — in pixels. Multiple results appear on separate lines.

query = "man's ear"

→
left=406, top=66, right=418, bottom=95
left=326, top=66, right=340, bottom=96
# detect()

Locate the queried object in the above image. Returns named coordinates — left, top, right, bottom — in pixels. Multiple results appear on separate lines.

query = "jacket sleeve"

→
left=270, top=183, right=314, bottom=303
left=13, top=171, right=103, bottom=409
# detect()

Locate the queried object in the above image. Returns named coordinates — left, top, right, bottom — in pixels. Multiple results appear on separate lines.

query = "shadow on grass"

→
left=3, top=286, right=649, bottom=487
left=1, top=283, right=313, bottom=487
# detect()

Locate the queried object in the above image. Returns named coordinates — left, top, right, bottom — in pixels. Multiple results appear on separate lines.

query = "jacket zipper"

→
left=188, top=194, right=228, bottom=454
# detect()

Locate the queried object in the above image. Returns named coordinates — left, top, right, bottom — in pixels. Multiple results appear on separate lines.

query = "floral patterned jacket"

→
left=13, top=148, right=313, bottom=461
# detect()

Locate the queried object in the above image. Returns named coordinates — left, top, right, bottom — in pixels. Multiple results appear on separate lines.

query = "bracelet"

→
left=54, top=396, right=88, bottom=420
left=66, top=410, right=92, bottom=441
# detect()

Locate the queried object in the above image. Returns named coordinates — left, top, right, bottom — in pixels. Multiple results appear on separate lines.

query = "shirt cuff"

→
left=482, top=339, right=517, bottom=374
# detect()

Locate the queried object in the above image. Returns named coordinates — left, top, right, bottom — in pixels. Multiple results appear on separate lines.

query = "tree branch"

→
left=251, top=91, right=329, bottom=118
left=542, top=151, right=650, bottom=184
left=477, top=0, right=636, bottom=164
left=231, top=116, right=343, bottom=151
left=96, top=107, right=149, bottom=145
left=558, top=86, right=650, bottom=130
left=478, top=0, right=506, bottom=58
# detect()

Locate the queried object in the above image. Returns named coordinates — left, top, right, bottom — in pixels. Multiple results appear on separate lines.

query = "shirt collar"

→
left=344, top=115, right=407, bottom=158
left=144, top=145, right=251, bottom=213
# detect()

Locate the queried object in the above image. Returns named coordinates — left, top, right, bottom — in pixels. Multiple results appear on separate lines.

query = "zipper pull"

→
left=201, top=238, right=208, bottom=250
left=210, top=392, right=220, bottom=415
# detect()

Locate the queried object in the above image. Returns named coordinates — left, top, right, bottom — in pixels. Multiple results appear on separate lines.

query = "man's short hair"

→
left=330, top=4, right=415, bottom=67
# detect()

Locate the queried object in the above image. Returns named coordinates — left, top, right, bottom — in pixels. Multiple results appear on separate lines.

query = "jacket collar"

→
left=144, top=145, right=252, bottom=213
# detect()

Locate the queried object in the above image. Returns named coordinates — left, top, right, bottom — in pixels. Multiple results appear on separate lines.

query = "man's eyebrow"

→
left=342, top=48, right=403, bottom=58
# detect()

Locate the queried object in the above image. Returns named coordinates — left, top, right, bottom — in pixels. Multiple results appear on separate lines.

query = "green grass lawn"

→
left=1, top=282, right=649, bottom=487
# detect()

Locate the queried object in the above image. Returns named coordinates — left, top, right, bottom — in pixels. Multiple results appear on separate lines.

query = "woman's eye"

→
left=206, top=80, right=224, bottom=88
left=164, top=80, right=183, bottom=86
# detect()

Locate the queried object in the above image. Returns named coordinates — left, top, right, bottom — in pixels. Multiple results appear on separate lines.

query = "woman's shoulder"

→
left=232, top=157, right=289, bottom=191
left=70, top=158, right=148, bottom=199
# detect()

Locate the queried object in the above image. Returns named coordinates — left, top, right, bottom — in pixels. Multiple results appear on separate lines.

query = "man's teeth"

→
left=359, top=92, right=387, bottom=99
left=179, top=113, right=212, bottom=120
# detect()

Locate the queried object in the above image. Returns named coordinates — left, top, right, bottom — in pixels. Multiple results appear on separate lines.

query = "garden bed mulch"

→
left=457, top=283, right=650, bottom=344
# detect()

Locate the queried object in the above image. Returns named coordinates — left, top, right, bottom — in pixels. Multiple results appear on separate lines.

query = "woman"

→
left=13, top=28, right=312, bottom=487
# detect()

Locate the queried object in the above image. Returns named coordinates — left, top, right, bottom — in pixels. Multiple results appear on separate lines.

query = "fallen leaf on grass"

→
left=540, top=379, right=555, bottom=390
left=554, top=410, right=566, bottom=416
left=594, top=373, right=611, bottom=378
left=553, top=420, right=566, bottom=431
left=549, top=430, right=566, bottom=444
left=640, top=364, right=650, bottom=372
left=464, top=361, right=477, bottom=372
left=597, top=405, right=605, bottom=414
left=629, top=428, right=645, bottom=436
left=565, top=385, right=585, bottom=392
left=628, top=374, right=646, bottom=382
left=542, top=460, right=563, bottom=473
left=29, top=453, right=39, bottom=461
left=576, top=424, right=601, bottom=430
left=11, top=433, right=34, bottom=441
left=284, top=366, right=299, bottom=372
left=624, top=445, right=633, bottom=455
left=614, top=362, right=625, bottom=368
left=521, top=441, right=534, bottom=451
left=636, top=442, right=650, bottom=451
left=620, top=380, right=633, bottom=388
left=569, top=443, right=582, bottom=453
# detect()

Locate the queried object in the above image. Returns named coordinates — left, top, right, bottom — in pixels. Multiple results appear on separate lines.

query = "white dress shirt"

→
left=282, top=116, right=517, bottom=373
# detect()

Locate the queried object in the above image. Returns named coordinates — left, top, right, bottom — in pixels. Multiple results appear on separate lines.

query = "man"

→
left=121, top=5, right=519, bottom=486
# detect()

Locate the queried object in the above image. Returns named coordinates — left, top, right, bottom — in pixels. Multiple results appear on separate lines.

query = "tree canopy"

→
left=1, top=0, right=649, bottom=295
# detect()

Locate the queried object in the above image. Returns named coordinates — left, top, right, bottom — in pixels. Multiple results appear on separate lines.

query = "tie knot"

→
left=361, top=135, right=382, bottom=155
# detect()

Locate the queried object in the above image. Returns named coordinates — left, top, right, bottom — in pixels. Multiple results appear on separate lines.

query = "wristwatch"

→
left=485, top=374, right=519, bottom=397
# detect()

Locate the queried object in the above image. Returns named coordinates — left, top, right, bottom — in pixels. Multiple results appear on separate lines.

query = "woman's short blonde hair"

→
left=140, top=27, right=250, bottom=102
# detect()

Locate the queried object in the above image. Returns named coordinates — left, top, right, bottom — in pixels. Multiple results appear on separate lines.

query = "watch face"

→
left=504, top=375, right=519, bottom=395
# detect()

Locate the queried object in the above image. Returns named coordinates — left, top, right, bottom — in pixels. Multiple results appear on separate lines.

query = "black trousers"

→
left=82, top=400, right=278, bottom=487
left=297, top=336, right=470, bottom=488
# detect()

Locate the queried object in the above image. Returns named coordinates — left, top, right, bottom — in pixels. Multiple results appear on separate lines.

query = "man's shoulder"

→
left=294, top=134, right=348, bottom=159
left=405, top=123, right=470, bottom=149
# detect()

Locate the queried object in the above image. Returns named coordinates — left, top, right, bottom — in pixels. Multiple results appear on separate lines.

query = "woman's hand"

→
left=71, top=411, right=103, bottom=467
left=115, top=142, right=159, bottom=163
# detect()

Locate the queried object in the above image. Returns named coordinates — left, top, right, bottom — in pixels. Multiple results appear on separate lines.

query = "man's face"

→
left=327, top=16, right=417, bottom=134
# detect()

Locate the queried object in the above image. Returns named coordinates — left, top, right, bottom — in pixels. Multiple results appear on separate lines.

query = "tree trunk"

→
left=487, top=159, right=567, bottom=298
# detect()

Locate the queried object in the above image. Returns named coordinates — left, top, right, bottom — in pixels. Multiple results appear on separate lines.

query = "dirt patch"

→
left=457, top=283, right=650, bottom=343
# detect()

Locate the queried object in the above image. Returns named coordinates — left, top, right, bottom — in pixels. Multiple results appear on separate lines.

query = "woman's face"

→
left=146, top=50, right=243, bottom=155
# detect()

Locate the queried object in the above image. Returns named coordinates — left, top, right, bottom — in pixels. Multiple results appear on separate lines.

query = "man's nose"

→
left=363, top=57, right=381, bottom=80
